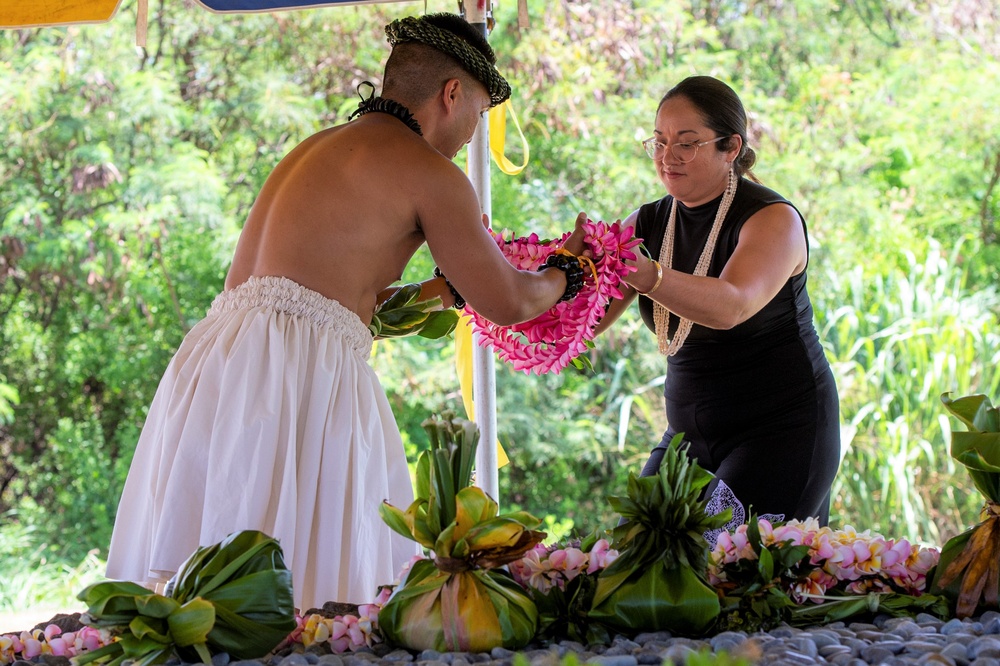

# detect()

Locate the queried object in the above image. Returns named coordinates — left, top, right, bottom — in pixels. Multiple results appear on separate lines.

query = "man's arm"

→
left=417, top=160, right=568, bottom=325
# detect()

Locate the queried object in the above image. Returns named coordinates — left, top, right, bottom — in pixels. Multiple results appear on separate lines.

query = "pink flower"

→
left=548, top=547, right=589, bottom=581
left=791, top=569, right=835, bottom=604
left=47, top=637, right=67, bottom=657
left=713, top=524, right=757, bottom=565
left=587, top=539, right=618, bottom=574
left=21, top=637, right=41, bottom=659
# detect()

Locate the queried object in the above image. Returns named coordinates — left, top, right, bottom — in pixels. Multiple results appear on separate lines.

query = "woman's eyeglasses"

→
left=642, top=136, right=726, bottom=163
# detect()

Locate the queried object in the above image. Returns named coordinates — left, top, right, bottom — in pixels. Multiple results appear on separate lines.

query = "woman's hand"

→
left=562, top=212, right=592, bottom=258
left=625, top=255, right=662, bottom=295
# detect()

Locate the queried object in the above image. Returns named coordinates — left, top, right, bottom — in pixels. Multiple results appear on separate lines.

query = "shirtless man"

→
left=106, top=13, right=585, bottom=610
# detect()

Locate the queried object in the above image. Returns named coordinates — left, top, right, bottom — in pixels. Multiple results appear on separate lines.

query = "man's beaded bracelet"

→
left=433, top=266, right=466, bottom=309
left=539, top=252, right=586, bottom=302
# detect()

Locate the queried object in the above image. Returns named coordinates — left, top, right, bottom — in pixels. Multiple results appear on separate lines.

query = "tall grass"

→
left=0, top=518, right=105, bottom=612
left=815, top=239, right=1000, bottom=545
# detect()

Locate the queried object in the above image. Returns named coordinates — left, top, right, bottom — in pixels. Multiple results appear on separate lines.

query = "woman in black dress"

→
left=595, top=76, right=840, bottom=528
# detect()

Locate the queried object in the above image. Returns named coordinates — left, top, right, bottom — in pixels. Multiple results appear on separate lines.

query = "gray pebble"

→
left=969, top=637, right=1000, bottom=659
left=941, top=618, right=970, bottom=635
left=876, top=639, right=907, bottom=654
left=889, top=620, right=925, bottom=639
left=344, top=656, right=380, bottom=666
left=906, top=640, right=952, bottom=654
left=804, top=629, right=842, bottom=650
left=583, top=657, right=638, bottom=666
left=657, top=644, right=695, bottom=665
left=381, top=650, right=414, bottom=662
left=917, top=654, right=957, bottom=666
left=940, top=641, right=971, bottom=660
left=610, top=637, right=640, bottom=652
left=850, top=622, right=881, bottom=632
left=317, top=657, right=345, bottom=666
left=826, top=655, right=859, bottom=666
left=770, top=626, right=799, bottom=639
left=709, top=631, right=747, bottom=652
left=860, top=644, right=896, bottom=662
left=417, top=651, right=443, bottom=662
left=984, top=617, right=1000, bottom=635
left=819, top=644, right=853, bottom=659
left=279, top=654, right=312, bottom=666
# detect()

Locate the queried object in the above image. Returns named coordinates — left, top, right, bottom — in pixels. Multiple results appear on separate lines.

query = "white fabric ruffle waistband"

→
left=208, top=276, right=373, bottom=357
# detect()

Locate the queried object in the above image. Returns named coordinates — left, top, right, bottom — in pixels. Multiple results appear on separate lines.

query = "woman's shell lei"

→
left=467, top=220, right=640, bottom=375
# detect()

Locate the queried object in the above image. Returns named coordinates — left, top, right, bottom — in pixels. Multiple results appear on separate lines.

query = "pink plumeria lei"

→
left=467, top=220, right=640, bottom=375
left=508, top=539, right=620, bottom=593
left=0, top=624, right=109, bottom=664
left=708, top=518, right=940, bottom=605
left=281, top=554, right=423, bottom=655
left=287, top=604, right=382, bottom=654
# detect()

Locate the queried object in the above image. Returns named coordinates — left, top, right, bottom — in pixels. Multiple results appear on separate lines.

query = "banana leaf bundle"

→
left=378, top=412, right=545, bottom=652
left=369, top=283, right=458, bottom=339
left=590, top=434, right=731, bottom=636
left=75, top=530, right=296, bottom=666
left=931, top=393, right=1000, bottom=617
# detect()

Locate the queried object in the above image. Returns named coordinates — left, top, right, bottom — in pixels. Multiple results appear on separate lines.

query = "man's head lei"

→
left=385, top=15, right=511, bottom=107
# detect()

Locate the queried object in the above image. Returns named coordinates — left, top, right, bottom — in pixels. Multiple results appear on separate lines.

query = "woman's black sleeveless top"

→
left=635, top=179, right=830, bottom=401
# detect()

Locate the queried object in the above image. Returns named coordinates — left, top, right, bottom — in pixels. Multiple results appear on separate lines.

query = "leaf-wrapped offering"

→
left=590, top=434, right=731, bottom=636
left=378, top=412, right=545, bottom=652
left=75, top=530, right=296, bottom=666
left=369, top=283, right=458, bottom=339
left=931, top=393, right=1000, bottom=617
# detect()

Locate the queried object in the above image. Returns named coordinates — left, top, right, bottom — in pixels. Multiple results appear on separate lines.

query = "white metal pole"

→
left=463, top=1, right=500, bottom=507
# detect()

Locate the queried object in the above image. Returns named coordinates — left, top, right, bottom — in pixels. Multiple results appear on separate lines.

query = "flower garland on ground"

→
left=466, top=220, right=640, bottom=375
left=1, top=625, right=109, bottom=664
left=286, top=602, right=382, bottom=654
left=709, top=517, right=946, bottom=631
left=709, top=518, right=940, bottom=599
left=508, top=538, right=619, bottom=593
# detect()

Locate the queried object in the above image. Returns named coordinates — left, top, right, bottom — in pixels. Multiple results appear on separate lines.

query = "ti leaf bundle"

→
left=378, top=412, right=545, bottom=652
left=75, top=530, right=296, bottom=666
left=368, top=283, right=459, bottom=339
left=590, top=434, right=731, bottom=636
left=931, top=393, right=1000, bottom=617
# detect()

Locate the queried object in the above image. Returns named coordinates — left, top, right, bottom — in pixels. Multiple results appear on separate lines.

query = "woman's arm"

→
left=623, top=202, right=807, bottom=330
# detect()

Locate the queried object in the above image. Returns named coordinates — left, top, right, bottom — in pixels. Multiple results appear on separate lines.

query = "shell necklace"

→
left=653, top=168, right=738, bottom=356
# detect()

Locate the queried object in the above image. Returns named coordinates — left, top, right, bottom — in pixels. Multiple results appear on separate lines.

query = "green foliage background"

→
left=1, top=0, right=998, bottom=608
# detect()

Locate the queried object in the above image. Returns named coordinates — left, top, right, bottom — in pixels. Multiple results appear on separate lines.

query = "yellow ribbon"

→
left=456, top=315, right=509, bottom=467
left=451, top=98, right=530, bottom=468
left=488, top=100, right=529, bottom=176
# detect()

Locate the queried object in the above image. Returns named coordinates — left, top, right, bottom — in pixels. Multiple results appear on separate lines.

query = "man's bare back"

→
left=226, top=109, right=578, bottom=327
left=226, top=115, right=445, bottom=322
